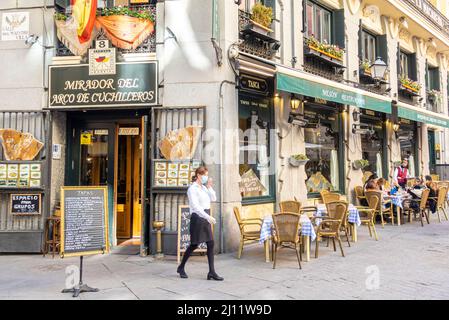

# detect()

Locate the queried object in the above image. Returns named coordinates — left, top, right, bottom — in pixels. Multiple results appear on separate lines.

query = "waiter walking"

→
left=393, top=158, right=410, bottom=188
left=176, top=166, right=224, bottom=281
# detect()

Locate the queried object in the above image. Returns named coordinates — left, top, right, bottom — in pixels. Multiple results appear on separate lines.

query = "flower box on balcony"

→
left=304, top=45, right=345, bottom=68
left=398, top=83, right=420, bottom=96
left=241, top=20, right=276, bottom=43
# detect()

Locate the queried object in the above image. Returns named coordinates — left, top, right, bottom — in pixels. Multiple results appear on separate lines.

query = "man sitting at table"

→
left=407, top=176, right=437, bottom=214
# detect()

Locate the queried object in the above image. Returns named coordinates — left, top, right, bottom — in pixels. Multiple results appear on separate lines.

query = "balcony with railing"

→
left=54, top=3, right=156, bottom=57
left=398, top=77, right=421, bottom=106
left=403, top=0, right=449, bottom=37
left=238, top=10, right=280, bottom=60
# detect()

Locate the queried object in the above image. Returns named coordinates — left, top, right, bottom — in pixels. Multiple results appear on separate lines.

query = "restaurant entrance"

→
left=66, top=112, right=149, bottom=250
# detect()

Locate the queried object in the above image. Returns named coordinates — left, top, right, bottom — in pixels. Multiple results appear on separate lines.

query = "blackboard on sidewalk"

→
left=177, top=205, right=213, bottom=264
left=60, top=186, right=109, bottom=258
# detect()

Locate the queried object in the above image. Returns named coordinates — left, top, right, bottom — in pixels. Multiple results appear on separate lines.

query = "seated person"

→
left=425, top=176, right=438, bottom=214
left=377, top=178, right=390, bottom=195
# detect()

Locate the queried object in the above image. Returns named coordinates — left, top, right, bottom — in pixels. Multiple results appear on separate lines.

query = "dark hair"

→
left=192, top=166, right=208, bottom=183
left=425, top=175, right=432, bottom=182
left=368, top=174, right=378, bottom=181
left=366, top=180, right=378, bottom=190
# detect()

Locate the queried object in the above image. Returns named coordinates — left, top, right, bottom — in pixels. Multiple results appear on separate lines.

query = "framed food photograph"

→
left=168, top=163, right=179, bottom=171
left=178, top=171, right=189, bottom=179
left=19, top=164, right=30, bottom=172
left=155, top=170, right=167, bottom=179
left=179, top=163, right=190, bottom=171
left=178, top=179, right=189, bottom=187
left=167, top=170, right=178, bottom=179
left=0, top=164, right=6, bottom=172
left=18, top=179, right=29, bottom=187
left=7, top=170, right=18, bottom=179
left=167, top=178, right=177, bottom=186
left=7, top=179, right=17, bottom=187
left=7, top=164, right=18, bottom=172
left=30, top=163, right=41, bottom=172
left=155, top=178, right=167, bottom=187
left=155, top=162, right=167, bottom=171
left=30, top=171, right=41, bottom=179
left=29, top=179, right=41, bottom=187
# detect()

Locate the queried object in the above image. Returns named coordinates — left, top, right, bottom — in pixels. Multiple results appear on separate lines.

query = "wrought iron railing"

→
left=403, top=0, right=449, bottom=36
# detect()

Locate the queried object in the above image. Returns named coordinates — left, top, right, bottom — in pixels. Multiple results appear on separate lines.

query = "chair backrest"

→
left=420, top=189, right=430, bottom=210
left=354, top=186, right=364, bottom=198
left=437, top=181, right=449, bottom=188
left=279, top=200, right=301, bottom=214
left=437, top=186, right=448, bottom=207
left=365, top=193, right=380, bottom=211
left=320, top=189, right=330, bottom=200
left=324, top=201, right=348, bottom=232
left=233, top=207, right=243, bottom=226
left=272, top=213, right=301, bottom=243
left=322, top=193, right=340, bottom=204
left=365, top=190, right=382, bottom=211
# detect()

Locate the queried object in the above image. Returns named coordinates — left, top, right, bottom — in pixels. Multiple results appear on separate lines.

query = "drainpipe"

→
left=219, top=80, right=236, bottom=254
left=289, top=0, right=296, bottom=68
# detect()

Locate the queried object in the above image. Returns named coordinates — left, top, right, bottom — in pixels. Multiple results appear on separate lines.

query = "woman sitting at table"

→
left=377, top=178, right=390, bottom=194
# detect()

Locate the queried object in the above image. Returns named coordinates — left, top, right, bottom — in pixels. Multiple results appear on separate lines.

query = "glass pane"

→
left=315, top=6, right=322, bottom=41
left=369, top=36, right=376, bottom=62
left=360, top=122, right=383, bottom=177
left=80, top=129, right=109, bottom=186
left=322, top=11, right=331, bottom=43
left=238, top=95, right=273, bottom=199
left=306, top=3, right=314, bottom=38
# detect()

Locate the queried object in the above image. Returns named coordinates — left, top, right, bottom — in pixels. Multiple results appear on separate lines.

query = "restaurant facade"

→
left=2, top=0, right=449, bottom=254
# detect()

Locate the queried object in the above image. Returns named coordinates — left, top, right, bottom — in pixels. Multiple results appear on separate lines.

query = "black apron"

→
left=190, top=209, right=213, bottom=245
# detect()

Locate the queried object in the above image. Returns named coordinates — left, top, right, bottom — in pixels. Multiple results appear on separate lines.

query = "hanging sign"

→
left=118, top=127, right=139, bottom=136
left=60, top=186, right=109, bottom=258
left=10, top=194, right=41, bottom=215
left=1, top=12, right=29, bottom=41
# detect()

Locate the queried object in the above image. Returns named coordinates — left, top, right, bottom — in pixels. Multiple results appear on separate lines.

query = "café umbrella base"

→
left=61, top=256, right=99, bottom=298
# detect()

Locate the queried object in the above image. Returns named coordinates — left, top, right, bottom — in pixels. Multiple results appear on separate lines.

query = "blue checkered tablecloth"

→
left=259, top=215, right=316, bottom=243
left=316, top=203, right=361, bottom=227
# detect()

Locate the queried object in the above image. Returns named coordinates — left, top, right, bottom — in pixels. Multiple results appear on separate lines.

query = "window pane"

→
left=315, top=6, right=322, bottom=41
left=369, top=36, right=376, bottom=62
left=322, top=11, right=331, bottom=43
left=306, top=3, right=314, bottom=37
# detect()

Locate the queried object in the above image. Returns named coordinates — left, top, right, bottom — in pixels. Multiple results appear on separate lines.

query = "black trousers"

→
left=178, top=240, right=216, bottom=274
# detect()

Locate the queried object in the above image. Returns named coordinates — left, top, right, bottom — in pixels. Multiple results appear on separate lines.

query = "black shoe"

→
left=207, top=272, right=224, bottom=281
left=177, top=266, right=188, bottom=279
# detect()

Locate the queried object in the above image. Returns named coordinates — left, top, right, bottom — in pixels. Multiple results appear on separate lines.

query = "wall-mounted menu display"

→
left=9, top=194, right=41, bottom=215
left=60, top=186, right=109, bottom=258
left=153, top=160, right=201, bottom=188
left=0, top=162, right=42, bottom=188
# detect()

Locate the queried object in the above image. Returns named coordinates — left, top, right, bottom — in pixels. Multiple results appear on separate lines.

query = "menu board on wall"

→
left=153, top=160, right=201, bottom=188
left=9, top=194, right=41, bottom=215
left=0, top=162, right=42, bottom=188
left=60, top=186, right=109, bottom=258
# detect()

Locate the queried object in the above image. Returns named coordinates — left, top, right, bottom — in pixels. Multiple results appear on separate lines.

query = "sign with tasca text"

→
left=239, top=74, right=269, bottom=96
left=48, top=61, right=158, bottom=109
left=60, top=186, right=109, bottom=258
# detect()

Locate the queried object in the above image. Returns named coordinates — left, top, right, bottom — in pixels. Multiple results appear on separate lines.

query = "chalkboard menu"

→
left=60, top=186, right=109, bottom=258
left=9, top=194, right=41, bottom=215
left=177, top=205, right=213, bottom=263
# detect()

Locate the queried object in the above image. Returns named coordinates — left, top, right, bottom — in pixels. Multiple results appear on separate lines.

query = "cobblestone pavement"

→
left=1, top=218, right=449, bottom=300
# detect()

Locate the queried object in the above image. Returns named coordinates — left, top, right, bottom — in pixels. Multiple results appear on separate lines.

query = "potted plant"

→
left=289, top=154, right=309, bottom=167
left=352, top=159, right=370, bottom=170
left=399, top=76, right=421, bottom=94
left=304, top=36, right=344, bottom=62
left=360, top=59, right=372, bottom=76
left=249, top=2, right=273, bottom=34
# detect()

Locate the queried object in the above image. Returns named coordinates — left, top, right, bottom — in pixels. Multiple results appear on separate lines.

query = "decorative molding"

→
left=346, top=0, right=361, bottom=15
left=427, top=46, right=437, bottom=60
left=399, top=28, right=411, bottom=44
left=383, top=16, right=399, bottom=39
left=362, top=5, right=380, bottom=25
left=437, top=53, right=448, bottom=70
left=413, top=37, right=427, bottom=57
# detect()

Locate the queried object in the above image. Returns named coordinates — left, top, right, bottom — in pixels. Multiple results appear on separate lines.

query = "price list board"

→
left=60, top=186, right=109, bottom=258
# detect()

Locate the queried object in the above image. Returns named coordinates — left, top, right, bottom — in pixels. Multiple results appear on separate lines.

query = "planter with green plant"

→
left=352, top=159, right=370, bottom=170
left=249, top=2, right=273, bottom=34
left=399, top=76, right=421, bottom=95
left=359, top=59, right=372, bottom=76
left=289, top=154, right=309, bottom=167
left=304, top=36, right=344, bottom=67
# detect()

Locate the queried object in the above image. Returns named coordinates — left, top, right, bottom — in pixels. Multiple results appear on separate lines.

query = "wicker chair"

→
left=315, top=201, right=348, bottom=258
left=403, top=189, right=430, bottom=227
left=233, top=207, right=263, bottom=259
left=356, top=194, right=379, bottom=240
left=325, top=201, right=351, bottom=247
left=354, top=186, right=366, bottom=206
left=364, top=190, right=394, bottom=227
left=429, top=186, right=449, bottom=223
left=322, top=193, right=340, bottom=204
left=271, top=213, right=302, bottom=269
left=279, top=200, right=301, bottom=214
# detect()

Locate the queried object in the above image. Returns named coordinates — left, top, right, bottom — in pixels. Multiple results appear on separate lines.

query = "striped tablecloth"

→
left=316, top=203, right=361, bottom=227
left=259, top=214, right=316, bottom=243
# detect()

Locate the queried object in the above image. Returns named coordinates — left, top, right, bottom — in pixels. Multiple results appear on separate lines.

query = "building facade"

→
left=1, top=0, right=449, bottom=254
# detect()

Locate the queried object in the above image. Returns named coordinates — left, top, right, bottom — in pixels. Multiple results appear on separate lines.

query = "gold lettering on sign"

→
left=248, top=80, right=260, bottom=89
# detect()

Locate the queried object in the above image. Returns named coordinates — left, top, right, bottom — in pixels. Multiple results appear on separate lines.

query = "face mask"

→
left=201, top=175, right=208, bottom=185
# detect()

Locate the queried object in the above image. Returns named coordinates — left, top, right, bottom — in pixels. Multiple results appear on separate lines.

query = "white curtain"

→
left=408, top=154, right=415, bottom=177
left=376, top=153, right=383, bottom=178
left=330, top=150, right=339, bottom=190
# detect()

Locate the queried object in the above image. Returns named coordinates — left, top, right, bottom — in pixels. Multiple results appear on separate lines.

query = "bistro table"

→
left=260, top=214, right=316, bottom=263
left=315, top=203, right=361, bottom=242
left=385, top=192, right=412, bottom=225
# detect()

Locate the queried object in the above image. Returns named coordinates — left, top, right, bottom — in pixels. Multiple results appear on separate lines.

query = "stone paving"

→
left=1, top=217, right=449, bottom=300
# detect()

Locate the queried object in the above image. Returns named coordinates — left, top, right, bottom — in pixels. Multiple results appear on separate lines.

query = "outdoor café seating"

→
left=364, top=190, right=394, bottom=227
left=279, top=200, right=301, bottom=214
left=233, top=207, right=263, bottom=259
left=271, top=213, right=302, bottom=269
left=356, top=194, right=379, bottom=240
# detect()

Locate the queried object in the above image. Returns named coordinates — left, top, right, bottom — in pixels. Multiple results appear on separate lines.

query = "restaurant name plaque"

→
left=60, top=186, right=109, bottom=257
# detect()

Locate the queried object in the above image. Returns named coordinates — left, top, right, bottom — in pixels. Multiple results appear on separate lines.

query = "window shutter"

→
left=425, top=60, right=429, bottom=89
left=436, top=68, right=441, bottom=91
left=358, top=20, right=363, bottom=61
left=333, top=9, right=345, bottom=49
left=376, top=34, right=389, bottom=65
left=410, top=53, right=418, bottom=81
left=397, top=44, right=401, bottom=77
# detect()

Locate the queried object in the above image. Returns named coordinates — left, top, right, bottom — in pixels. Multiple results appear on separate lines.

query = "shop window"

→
left=399, top=51, right=417, bottom=81
left=305, top=1, right=332, bottom=43
left=398, top=119, right=418, bottom=177
left=359, top=113, right=385, bottom=179
left=361, top=30, right=376, bottom=63
left=238, top=93, right=275, bottom=202
left=304, top=105, right=342, bottom=195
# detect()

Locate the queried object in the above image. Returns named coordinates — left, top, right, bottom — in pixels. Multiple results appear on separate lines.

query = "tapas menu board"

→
left=60, top=186, right=109, bottom=258
left=153, top=160, right=201, bottom=188
left=0, top=162, right=42, bottom=188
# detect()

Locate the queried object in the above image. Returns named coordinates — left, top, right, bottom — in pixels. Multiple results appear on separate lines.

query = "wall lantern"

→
left=290, top=94, right=301, bottom=110
left=393, top=122, right=400, bottom=138
left=370, top=57, right=388, bottom=80
left=352, top=109, right=360, bottom=122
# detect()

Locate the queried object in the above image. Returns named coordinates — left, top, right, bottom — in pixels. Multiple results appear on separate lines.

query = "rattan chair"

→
left=233, top=207, right=263, bottom=259
left=364, top=190, right=394, bottom=227
left=325, top=201, right=351, bottom=247
left=403, top=189, right=430, bottom=227
left=354, top=186, right=366, bottom=206
left=271, top=213, right=302, bottom=269
left=356, top=194, right=379, bottom=240
left=429, top=186, right=449, bottom=223
left=315, top=201, right=348, bottom=258
left=279, top=200, right=301, bottom=214
left=322, top=193, right=340, bottom=204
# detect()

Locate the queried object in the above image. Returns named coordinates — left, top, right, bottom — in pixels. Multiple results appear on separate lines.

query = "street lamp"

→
left=370, top=57, right=388, bottom=80
left=290, top=94, right=301, bottom=111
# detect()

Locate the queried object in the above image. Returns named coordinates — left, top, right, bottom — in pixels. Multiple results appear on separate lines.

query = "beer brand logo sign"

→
left=89, top=40, right=116, bottom=75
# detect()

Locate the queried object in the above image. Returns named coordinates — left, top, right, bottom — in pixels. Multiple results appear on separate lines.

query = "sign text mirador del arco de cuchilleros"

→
left=48, top=61, right=158, bottom=109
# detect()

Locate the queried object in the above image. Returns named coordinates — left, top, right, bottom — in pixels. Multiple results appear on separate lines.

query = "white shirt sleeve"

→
left=187, top=185, right=210, bottom=220
left=206, top=186, right=217, bottom=202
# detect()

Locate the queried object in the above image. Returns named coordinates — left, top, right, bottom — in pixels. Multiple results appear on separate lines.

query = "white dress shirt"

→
left=187, top=183, right=216, bottom=220
left=393, top=166, right=411, bottom=184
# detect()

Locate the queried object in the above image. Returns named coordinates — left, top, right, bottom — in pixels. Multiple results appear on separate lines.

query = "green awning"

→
left=398, top=105, right=449, bottom=128
left=277, top=72, right=392, bottom=114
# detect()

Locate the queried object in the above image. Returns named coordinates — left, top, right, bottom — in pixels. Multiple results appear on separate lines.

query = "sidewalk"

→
left=1, top=219, right=449, bottom=300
